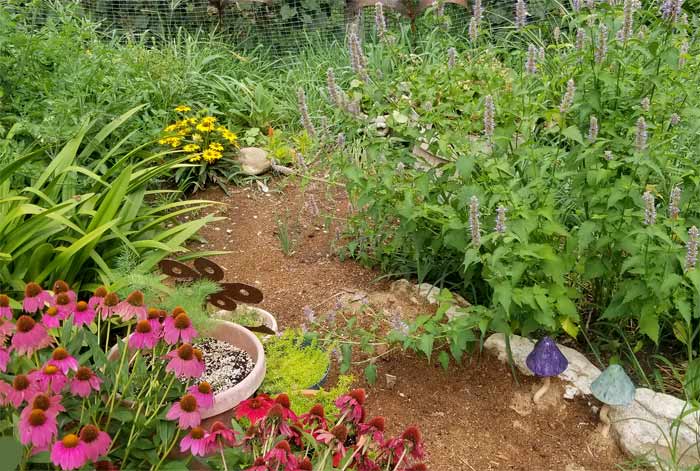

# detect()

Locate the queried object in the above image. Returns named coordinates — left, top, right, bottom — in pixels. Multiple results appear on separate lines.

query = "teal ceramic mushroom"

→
left=590, top=364, right=636, bottom=437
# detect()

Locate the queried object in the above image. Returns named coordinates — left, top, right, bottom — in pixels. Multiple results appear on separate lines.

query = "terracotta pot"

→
left=107, top=319, right=265, bottom=421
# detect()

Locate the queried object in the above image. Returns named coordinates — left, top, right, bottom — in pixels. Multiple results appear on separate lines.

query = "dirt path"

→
left=192, top=179, right=632, bottom=471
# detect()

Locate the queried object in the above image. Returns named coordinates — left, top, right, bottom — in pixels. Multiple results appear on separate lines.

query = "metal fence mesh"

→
left=21, top=0, right=562, bottom=53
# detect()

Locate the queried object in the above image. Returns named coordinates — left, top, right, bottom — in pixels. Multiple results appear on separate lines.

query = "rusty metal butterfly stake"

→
left=158, top=258, right=275, bottom=335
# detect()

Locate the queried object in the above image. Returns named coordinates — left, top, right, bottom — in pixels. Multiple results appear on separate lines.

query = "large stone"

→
left=237, top=147, right=271, bottom=176
left=609, top=388, right=700, bottom=467
left=483, top=333, right=601, bottom=398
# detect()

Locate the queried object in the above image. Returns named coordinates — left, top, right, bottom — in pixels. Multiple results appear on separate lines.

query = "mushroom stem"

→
left=532, top=376, right=550, bottom=404
left=599, top=405, right=611, bottom=437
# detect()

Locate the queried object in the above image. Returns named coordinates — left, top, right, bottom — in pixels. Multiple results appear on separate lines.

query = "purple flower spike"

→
left=526, top=336, right=569, bottom=377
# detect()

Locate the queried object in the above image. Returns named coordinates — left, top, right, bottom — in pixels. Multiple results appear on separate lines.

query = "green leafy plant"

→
left=261, top=329, right=330, bottom=393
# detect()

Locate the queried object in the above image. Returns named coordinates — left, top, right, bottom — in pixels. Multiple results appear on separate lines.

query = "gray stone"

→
left=483, top=333, right=601, bottom=398
left=237, top=147, right=271, bottom=176
left=609, top=388, right=700, bottom=467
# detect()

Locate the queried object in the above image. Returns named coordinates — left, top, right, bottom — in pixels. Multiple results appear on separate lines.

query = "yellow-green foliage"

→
left=261, top=330, right=330, bottom=394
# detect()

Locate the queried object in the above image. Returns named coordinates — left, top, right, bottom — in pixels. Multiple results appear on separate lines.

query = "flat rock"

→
left=237, top=147, right=271, bottom=176
left=483, top=333, right=601, bottom=398
left=609, top=387, right=700, bottom=467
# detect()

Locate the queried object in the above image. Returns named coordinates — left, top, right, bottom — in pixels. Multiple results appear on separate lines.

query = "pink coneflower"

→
left=401, top=426, right=425, bottom=459
left=0, top=294, right=12, bottom=319
left=48, top=347, right=79, bottom=374
left=30, top=364, right=68, bottom=394
left=73, top=301, right=95, bottom=327
left=23, top=283, right=52, bottom=313
left=70, top=367, right=102, bottom=398
left=299, top=403, right=328, bottom=430
left=116, top=291, right=147, bottom=321
left=0, top=317, right=15, bottom=340
left=19, top=408, right=57, bottom=448
left=12, top=315, right=52, bottom=355
left=167, top=394, right=201, bottom=429
left=235, top=394, right=274, bottom=424
left=264, top=440, right=297, bottom=469
left=274, top=393, right=298, bottom=421
left=79, top=424, right=112, bottom=462
left=129, top=320, right=160, bottom=350
left=315, top=425, right=348, bottom=466
left=336, top=388, right=366, bottom=423
left=359, top=416, right=385, bottom=442
left=42, top=306, right=62, bottom=329
left=24, top=393, right=65, bottom=418
left=205, top=421, right=237, bottom=451
left=100, top=293, right=119, bottom=320
left=1, top=375, right=37, bottom=407
left=147, top=308, right=165, bottom=331
left=52, top=280, right=75, bottom=302
left=88, top=286, right=107, bottom=311
left=262, top=404, right=294, bottom=438
left=180, top=426, right=209, bottom=456
left=54, top=292, right=75, bottom=318
left=163, top=313, right=198, bottom=345
left=51, top=433, right=88, bottom=470
left=188, top=382, right=214, bottom=410
left=0, top=346, right=9, bottom=372
left=245, top=457, right=270, bottom=471
left=166, top=344, right=205, bottom=379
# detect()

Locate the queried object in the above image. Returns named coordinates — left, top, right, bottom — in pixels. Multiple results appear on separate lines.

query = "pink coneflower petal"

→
left=12, top=316, right=52, bottom=356
left=80, top=425, right=112, bottom=461
left=165, top=344, right=205, bottom=379
left=23, top=283, right=53, bottom=314
left=129, top=320, right=160, bottom=350
left=0, top=318, right=15, bottom=339
left=99, top=292, right=120, bottom=320
left=53, top=292, right=75, bottom=319
left=235, top=395, right=274, bottom=424
left=51, top=434, right=88, bottom=470
left=48, top=347, right=79, bottom=374
left=70, top=367, right=101, bottom=398
left=72, top=301, right=96, bottom=327
left=115, top=291, right=147, bottom=321
left=0, top=294, right=12, bottom=320
left=187, top=382, right=214, bottom=410
left=264, top=440, right=297, bottom=469
left=19, top=408, right=57, bottom=448
left=88, top=286, right=107, bottom=311
left=180, top=427, right=209, bottom=456
left=0, top=346, right=9, bottom=373
left=205, top=421, right=237, bottom=451
left=166, top=394, right=201, bottom=429
left=163, top=313, right=198, bottom=345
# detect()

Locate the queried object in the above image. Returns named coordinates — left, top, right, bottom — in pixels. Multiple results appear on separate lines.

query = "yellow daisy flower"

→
left=177, top=127, right=192, bottom=136
left=200, top=116, right=217, bottom=124
left=175, top=105, right=192, bottom=113
left=196, top=122, right=215, bottom=133
left=189, top=154, right=202, bottom=162
left=164, top=123, right=179, bottom=133
left=209, top=142, right=224, bottom=151
left=202, top=149, right=222, bottom=163
left=169, top=137, right=182, bottom=148
left=183, top=144, right=200, bottom=152
left=192, top=134, right=203, bottom=142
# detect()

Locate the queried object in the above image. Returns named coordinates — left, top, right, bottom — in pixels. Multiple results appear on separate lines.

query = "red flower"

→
left=235, top=394, right=274, bottom=424
left=263, top=440, right=297, bottom=469
left=299, top=403, right=327, bottom=430
left=274, top=393, right=298, bottom=421
left=244, top=457, right=269, bottom=471
left=335, top=388, right=366, bottom=423
left=358, top=416, right=385, bottom=443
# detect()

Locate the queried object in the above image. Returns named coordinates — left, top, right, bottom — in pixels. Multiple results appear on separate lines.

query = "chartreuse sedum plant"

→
left=159, top=105, right=240, bottom=193
left=327, top=0, right=700, bottom=363
left=0, top=280, right=253, bottom=470
left=0, top=107, right=221, bottom=292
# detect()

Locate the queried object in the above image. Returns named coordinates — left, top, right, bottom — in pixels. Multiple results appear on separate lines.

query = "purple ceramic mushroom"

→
left=526, top=336, right=569, bottom=404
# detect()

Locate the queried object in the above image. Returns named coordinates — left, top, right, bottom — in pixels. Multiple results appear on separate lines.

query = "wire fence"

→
left=18, top=0, right=562, bottom=53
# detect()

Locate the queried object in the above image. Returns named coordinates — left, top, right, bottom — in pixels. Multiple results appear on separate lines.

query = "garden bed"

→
left=188, top=179, right=634, bottom=470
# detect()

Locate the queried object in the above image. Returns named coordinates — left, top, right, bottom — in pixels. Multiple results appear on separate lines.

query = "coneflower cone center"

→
left=13, top=375, right=29, bottom=390
left=331, top=425, right=348, bottom=442
left=198, top=382, right=211, bottom=394
left=76, top=301, right=88, bottom=312
left=25, top=283, right=42, bottom=297
left=76, top=367, right=92, bottom=381
left=147, top=308, right=160, bottom=319
left=136, top=320, right=152, bottom=334
left=0, top=295, right=9, bottom=307
left=190, top=427, right=205, bottom=439
left=126, top=291, right=144, bottom=307
left=62, top=434, right=80, bottom=448
left=104, top=293, right=119, bottom=307
left=172, top=307, right=185, bottom=317
left=80, top=425, right=99, bottom=443
left=46, top=307, right=58, bottom=317
left=33, top=394, right=51, bottom=410
left=52, top=348, right=69, bottom=360
left=94, top=286, right=108, bottom=298
left=53, top=280, right=69, bottom=294
left=28, top=409, right=47, bottom=426
left=174, top=313, right=191, bottom=329
left=16, top=316, right=36, bottom=333
left=177, top=344, right=194, bottom=360
left=193, top=349, right=203, bottom=361
left=56, top=293, right=70, bottom=306
left=180, top=394, right=197, bottom=412
left=310, top=404, right=324, bottom=417
left=44, top=365, right=59, bottom=375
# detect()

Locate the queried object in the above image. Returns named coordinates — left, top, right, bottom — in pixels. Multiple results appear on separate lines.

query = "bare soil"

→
left=190, top=179, right=633, bottom=471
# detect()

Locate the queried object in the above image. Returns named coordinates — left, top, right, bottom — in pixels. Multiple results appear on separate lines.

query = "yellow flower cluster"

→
left=159, top=106, right=239, bottom=164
